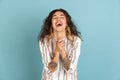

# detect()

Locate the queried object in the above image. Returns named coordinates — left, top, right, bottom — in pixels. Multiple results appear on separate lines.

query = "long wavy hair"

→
left=38, top=8, right=82, bottom=45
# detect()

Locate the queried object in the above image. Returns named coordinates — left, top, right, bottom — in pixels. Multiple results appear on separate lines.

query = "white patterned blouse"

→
left=39, top=36, right=81, bottom=80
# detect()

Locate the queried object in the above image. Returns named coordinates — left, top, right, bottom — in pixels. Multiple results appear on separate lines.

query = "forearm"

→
left=48, top=51, right=59, bottom=73
left=61, top=51, right=71, bottom=71
left=52, top=51, right=59, bottom=62
left=62, top=57, right=71, bottom=71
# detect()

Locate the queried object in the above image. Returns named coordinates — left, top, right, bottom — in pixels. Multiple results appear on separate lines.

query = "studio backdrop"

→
left=0, top=0, right=120, bottom=80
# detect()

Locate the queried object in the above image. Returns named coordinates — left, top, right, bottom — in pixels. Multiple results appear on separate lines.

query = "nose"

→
left=57, top=17, right=61, bottom=21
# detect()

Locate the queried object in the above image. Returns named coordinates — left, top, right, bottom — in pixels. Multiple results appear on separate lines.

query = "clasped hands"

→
left=48, top=40, right=67, bottom=73
left=55, top=40, right=66, bottom=59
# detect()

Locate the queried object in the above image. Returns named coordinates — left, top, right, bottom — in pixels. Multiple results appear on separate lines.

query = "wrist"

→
left=61, top=51, right=66, bottom=59
left=52, top=52, right=59, bottom=62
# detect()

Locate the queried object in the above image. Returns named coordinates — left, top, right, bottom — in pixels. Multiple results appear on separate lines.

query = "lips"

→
left=56, top=22, right=63, bottom=27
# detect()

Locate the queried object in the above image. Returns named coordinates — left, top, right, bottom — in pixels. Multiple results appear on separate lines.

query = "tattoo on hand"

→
left=62, top=57, right=70, bottom=71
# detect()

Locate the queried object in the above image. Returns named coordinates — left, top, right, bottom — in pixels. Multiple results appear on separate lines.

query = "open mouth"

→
left=56, top=23, right=62, bottom=27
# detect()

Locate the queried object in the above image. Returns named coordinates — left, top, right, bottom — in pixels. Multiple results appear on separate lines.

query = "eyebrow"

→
left=52, top=14, right=65, bottom=17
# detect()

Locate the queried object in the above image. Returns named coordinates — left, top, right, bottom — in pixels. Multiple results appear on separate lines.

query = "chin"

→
left=55, top=29, right=65, bottom=32
left=56, top=30, right=63, bottom=32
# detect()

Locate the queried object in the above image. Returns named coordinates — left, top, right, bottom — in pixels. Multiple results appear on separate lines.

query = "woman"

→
left=38, top=8, right=82, bottom=80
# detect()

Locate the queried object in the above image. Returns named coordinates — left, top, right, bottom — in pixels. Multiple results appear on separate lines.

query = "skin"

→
left=48, top=11, right=69, bottom=73
left=52, top=11, right=67, bottom=60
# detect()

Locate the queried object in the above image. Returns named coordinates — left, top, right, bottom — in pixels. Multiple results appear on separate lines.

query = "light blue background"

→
left=0, top=0, right=120, bottom=80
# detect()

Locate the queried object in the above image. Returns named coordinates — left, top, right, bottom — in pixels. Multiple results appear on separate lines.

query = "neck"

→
left=53, top=31, right=66, bottom=41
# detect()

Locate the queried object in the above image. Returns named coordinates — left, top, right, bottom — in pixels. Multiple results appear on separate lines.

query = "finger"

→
left=60, top=41, right=65, bottom=46
left=57, top=40, right=64, bottom=43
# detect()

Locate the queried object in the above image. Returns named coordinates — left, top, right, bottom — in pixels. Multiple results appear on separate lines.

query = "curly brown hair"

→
left=38, top=8, right=82, bottom=44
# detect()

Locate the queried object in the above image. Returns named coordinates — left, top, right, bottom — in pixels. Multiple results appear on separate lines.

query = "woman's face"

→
left=51, top=11, right=67, bottom=32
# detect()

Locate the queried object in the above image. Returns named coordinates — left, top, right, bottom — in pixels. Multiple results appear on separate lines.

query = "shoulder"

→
left=73, top=35, right=82, bottom=44
left=39, top=35, right=51, bottom=46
